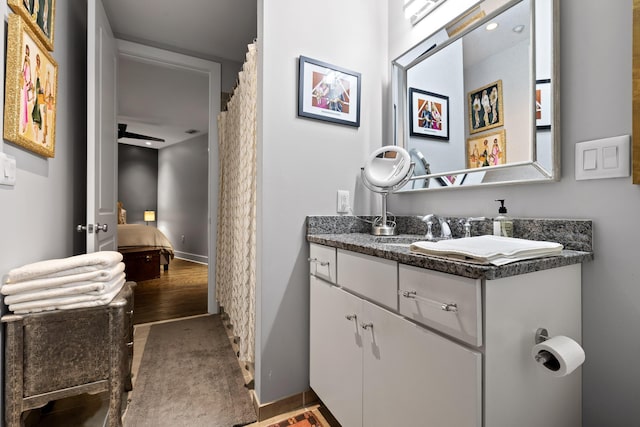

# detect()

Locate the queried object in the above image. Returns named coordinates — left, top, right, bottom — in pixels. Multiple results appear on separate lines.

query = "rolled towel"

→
left=8, top=272, right=125, bottom=313
left=2, top=262, right=125, bottom=296
left=6, top=251, right=123, bottom=283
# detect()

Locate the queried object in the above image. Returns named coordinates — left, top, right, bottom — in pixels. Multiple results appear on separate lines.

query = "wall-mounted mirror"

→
left=392, top=0, right=559, bottom=191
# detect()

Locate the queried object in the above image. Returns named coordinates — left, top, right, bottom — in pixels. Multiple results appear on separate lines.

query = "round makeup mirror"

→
left=361, top=146, right=415, bottom=235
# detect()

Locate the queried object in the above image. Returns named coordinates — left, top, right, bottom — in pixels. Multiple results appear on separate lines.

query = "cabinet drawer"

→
left=337, top=249, right=398, bottom=310
left=399, top=264, right=482, bottom=346
left=309, top=243, right=337, bottom=283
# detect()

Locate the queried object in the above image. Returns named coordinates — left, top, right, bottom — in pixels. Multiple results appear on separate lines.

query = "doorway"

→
left=116, top=40, right=221, bottom=313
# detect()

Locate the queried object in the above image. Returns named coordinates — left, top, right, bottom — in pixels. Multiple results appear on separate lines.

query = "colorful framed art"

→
left=8, top=0, right=56, bottom=51
left=409, top=88, right=449, bottom=140
left=466, top=129, right=506, bottom=169
left=4, top=14, right=58, bottom=158
left=468, top=79, right=503, bottom=134
left=297, top=56, right=361, bottom=127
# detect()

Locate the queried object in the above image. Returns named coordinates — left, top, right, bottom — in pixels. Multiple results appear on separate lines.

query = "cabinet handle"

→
left=400, top=290, right=459, bottom=313
left=308, top=257, right=330, bottom=267
left=345, top=314, right=357, bottom=321
left=360, top=322, right=373, bottom=330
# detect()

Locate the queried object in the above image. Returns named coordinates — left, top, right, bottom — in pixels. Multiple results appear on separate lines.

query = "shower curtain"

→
left=216, top=42, right=257, bottom=364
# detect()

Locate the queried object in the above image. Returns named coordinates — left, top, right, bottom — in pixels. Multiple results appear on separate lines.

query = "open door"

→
left=82, top=0, right=118, bottom=253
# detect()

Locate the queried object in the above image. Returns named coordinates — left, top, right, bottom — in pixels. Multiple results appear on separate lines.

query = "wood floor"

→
left=133, top=257, right=208, bottom=324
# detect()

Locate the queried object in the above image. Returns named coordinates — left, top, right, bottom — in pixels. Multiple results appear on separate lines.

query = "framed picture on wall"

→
left=468, top=79, right=503, bottom=134
left=8, top=0, right=56, bottom=51
left=297, top=56, right=361, bottom=127
left=409, top=88, right=449, bottom=140
left=536, top=79, right=551, bottom=130
left=466, top=129, right=506, bottom=169
left=4, top=14, right=58, bottom=158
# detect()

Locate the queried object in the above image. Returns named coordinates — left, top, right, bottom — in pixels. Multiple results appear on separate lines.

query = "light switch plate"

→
left=0, top=152, right=16, bottom=186
left=575, top=135, right=630, bottom=181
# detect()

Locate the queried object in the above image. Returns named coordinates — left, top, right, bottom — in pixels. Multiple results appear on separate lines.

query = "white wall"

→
left=0, top=1, right=88, bottom=424
left=388, top=0, right=640, bottom=424
left=256, top=0, right=386, bottom=404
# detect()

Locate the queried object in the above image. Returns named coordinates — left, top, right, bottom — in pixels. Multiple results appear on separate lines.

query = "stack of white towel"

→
left=1, top=251, right=126, bottom=315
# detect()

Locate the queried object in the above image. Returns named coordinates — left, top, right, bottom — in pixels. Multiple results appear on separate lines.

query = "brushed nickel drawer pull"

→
left=308, top=257, right=329, bottom=267
left=400, top=290, right=459, bottom=313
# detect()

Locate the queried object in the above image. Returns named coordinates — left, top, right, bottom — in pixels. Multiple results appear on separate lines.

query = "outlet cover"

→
left=337, top=190, right=350, bottom=214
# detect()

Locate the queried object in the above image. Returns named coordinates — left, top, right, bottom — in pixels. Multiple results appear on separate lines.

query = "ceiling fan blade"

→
left=117, top=123, right=165, bottom=142
left=123, top=131, right=165, bottom=142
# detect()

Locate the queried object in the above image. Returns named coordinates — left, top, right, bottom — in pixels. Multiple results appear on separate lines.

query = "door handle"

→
left=76, top=223, right=108, bottom=233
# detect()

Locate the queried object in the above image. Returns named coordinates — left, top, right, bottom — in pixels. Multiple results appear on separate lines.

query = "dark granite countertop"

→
left=306, top=216, right=594, bottom=280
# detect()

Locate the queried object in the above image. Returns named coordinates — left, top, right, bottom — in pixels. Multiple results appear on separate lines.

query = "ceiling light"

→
left=512, top=24, right=525, bottom=33
left=145, top=142, right=152, bottom=146
left=486, top=22, right=499, bottom=31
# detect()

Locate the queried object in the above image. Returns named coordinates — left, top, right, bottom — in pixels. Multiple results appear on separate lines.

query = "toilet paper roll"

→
left=532, top=335, right=585, bottom=377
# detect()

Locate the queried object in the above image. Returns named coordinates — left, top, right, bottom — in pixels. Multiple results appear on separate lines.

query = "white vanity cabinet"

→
left=309, top=244, right=481, bottom=427
left=309, top=242, right=583, bottom=427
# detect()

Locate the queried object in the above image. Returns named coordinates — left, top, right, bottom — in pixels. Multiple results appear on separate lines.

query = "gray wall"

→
left=0, top=0, right=88, bottom=423
left=118, top=144, right=158, bottom=224
left=256, top=0, right=385, bottom=404
left=158, top=135, right=209, bottom=262
left=388, top=0, right=638, bottom=425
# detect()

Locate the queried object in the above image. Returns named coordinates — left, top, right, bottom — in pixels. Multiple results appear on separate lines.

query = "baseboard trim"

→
left=251, top=389, right=320, bottom=421
left=174, top=252, right=208, bottom=264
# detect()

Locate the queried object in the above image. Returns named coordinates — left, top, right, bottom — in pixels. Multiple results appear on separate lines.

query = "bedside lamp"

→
left=144, top=210, right=156, bottom=225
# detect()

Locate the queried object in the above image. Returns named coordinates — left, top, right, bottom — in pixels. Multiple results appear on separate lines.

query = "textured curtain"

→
left=216, top=43, right=257, bottom=364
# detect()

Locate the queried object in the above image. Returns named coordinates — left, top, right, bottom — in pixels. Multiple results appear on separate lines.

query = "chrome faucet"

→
left=420, top=214, right=452, bottom=240
left=460, top=216, right=486, bottom=238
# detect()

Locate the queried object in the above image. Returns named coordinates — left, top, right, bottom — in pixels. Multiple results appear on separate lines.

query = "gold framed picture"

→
left=466, top=129, right=506, bottom=169
left=4, top=14, right=58, bottom=158
left=468, top=79, right=503, bottom=134
left=8, top=0, right=56, bottom=51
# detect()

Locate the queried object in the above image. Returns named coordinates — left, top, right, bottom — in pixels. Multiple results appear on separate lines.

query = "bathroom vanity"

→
left=307, top=216, right=592, bottom=427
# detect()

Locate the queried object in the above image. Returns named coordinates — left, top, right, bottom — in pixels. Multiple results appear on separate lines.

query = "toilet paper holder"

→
left=535, top=327, right=550, bottom=344
left=534, top=328, right=555, bottom=365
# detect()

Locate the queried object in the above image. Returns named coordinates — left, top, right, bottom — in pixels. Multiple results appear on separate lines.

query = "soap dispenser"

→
left=493, top=199, right=513, bottom=237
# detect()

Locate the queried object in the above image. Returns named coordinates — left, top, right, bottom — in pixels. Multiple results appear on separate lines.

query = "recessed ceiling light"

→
left=512, top=24, right=525, bottom=33
left=486, top=22, right=499, bottom=31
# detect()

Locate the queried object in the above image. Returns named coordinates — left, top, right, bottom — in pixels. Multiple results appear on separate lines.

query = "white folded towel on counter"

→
left=409, top=235, right=563, bottom=266
left=6, top=251, right=123, bottom=283
left=8, top=272, right=126, bottom=314
left=1, top=262, right=125, bottom=296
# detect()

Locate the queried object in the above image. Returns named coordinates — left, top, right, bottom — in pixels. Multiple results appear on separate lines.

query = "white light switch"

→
left=583, top=149, right=597, bottom=170
left=0, top=152, right=16, bottom=186
left=575, top=135, right=630, bottom=181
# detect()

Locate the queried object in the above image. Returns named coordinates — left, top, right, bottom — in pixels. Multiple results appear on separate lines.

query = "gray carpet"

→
left=124, top=315, right=256, bottom=427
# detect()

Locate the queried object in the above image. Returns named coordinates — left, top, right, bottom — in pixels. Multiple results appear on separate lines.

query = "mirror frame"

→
left=633, top=0, right=640, bottom=184
left=392, top=0, right=560, bottom=191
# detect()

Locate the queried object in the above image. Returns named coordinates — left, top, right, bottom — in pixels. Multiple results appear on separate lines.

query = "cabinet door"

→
left=362, top=301, right=482, bottom=427
left=310, top=276, right=363, bottom=427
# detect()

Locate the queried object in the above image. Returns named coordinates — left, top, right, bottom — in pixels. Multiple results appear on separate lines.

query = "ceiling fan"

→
left=117, top=123, right=165, bottom=142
